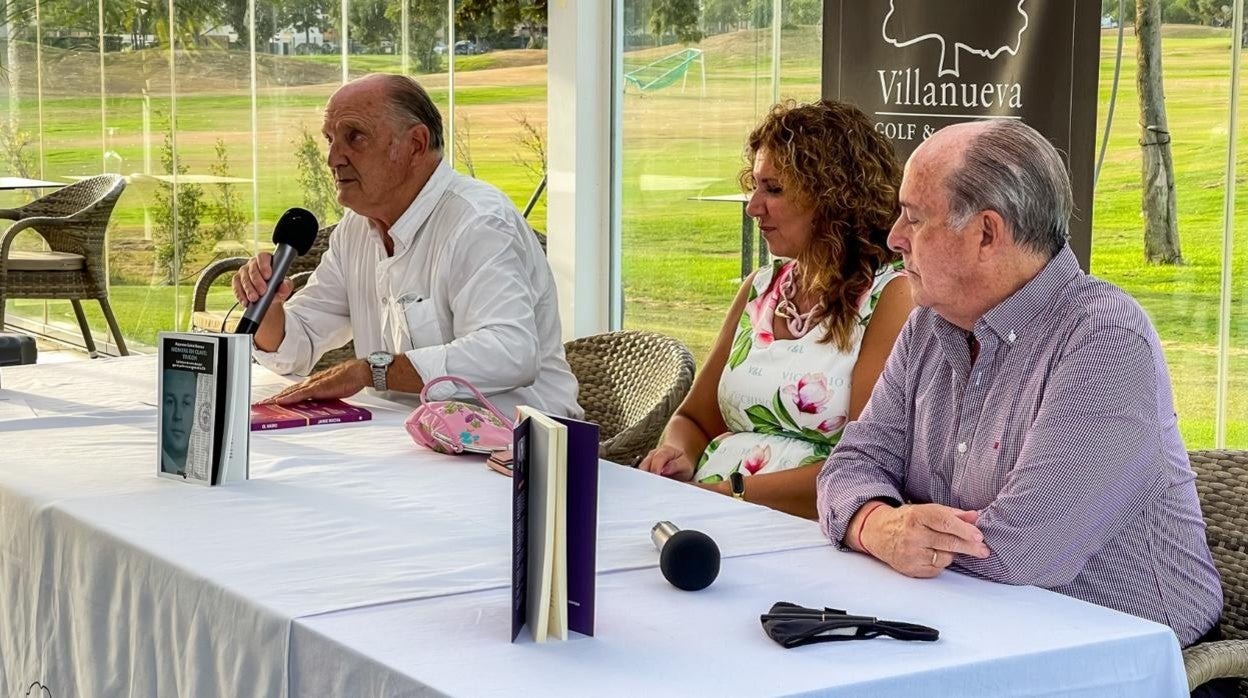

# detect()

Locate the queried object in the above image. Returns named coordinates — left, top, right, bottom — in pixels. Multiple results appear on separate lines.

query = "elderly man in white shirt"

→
left=233, top=73, right=581, bottom=418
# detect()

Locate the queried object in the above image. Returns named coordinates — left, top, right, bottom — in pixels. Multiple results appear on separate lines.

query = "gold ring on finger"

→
left=931, top=550, right=939, bottom=566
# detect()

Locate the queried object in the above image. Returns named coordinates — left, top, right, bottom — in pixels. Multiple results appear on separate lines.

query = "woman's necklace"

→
left=774, top=265, right=824, bottom=338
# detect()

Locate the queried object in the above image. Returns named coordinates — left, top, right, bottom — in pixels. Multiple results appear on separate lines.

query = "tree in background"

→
left=293, top=125, right=341, bottom=225
left=218, top=0, right=280, bottom=51
left=152, top=126, right=207, bottom=285
left=209, top=139, right=249, bottom=246
left=1135, top=0, right=1182, bottom=263
left=283, top=0, right=331, bottom=51
left=649, top=0, right=701, bottom=44
left=345, top=0, right=393, bottom=52
left=1173, top=0, right=1234, bottom=25
left=784, top=0, right=822, bottom=26
left=457, top=0, right=548, bottom=49
left=383, top=0, right=443, bottom=72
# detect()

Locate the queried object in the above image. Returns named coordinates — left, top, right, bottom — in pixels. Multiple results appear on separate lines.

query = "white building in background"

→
left=272, top=26, right=327, bottom=55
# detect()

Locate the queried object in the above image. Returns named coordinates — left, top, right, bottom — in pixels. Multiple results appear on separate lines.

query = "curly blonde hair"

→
left=739, top=99, right=902, bottom=352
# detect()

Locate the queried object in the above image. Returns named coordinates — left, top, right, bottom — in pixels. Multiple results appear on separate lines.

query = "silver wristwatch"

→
left=366, top=351, right=394, bottom=391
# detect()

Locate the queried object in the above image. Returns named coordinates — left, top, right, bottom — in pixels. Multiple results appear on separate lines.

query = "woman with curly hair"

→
left=639, top=100, right=913, bottom=519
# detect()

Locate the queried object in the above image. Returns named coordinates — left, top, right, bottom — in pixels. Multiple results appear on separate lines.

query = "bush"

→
left=151, top=124, right=206, bottom=285
left=293, top=125, right=342, bottom=225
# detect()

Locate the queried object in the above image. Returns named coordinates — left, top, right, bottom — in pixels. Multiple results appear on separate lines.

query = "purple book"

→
left=250, top=399, right=372, bottom=431
left=552, top=414, right=599, bottom=637
left=511, top=412, right=599, bottom=642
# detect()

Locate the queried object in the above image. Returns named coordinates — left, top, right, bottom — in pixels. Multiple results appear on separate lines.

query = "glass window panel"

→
left=620, top=0, right=774, bottom=361
left=257, top=0, right=341, bottom=238
left=1223, top=11, right=1248, bottom=447
left=0, top=0, right=49, bottom=330
left=779, top=0, right=821, bottom=103
left=451, top=1, right=547, bottom=224
left=1089, top=19, right=1232, bottom=449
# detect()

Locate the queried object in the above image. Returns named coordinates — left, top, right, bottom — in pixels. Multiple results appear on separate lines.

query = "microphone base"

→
left=234, top=317, right=260, bottom=335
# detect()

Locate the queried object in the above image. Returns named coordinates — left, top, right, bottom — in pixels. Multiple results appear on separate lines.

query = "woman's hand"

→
left=638, top=444, right=697, bottom=482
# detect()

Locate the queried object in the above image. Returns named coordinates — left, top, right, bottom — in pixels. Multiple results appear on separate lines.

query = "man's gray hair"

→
left=379, top=74, right=445, bottom=153
left=945, top=120, right=1072, bottom=258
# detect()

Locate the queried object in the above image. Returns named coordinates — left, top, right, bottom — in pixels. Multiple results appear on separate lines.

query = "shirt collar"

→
left=976, top=244, right=1082, bottom=345
left=383, top=158, right=454, bottom=251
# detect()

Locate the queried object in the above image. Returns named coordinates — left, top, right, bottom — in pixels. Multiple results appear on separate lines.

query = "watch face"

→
left=729, top=471, right=745, bottom=495
left=368, top=351, right=393, bottom=367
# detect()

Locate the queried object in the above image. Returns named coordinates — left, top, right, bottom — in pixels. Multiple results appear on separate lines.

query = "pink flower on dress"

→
left=783, top=373, right=830, bottom=414
left=742, top=444, right=772, bottom=475
left=744, top=264, right=792, bottom=349
left=817, top=415, right=847, bottom=433
left=744, top=292, right=779, bottom=348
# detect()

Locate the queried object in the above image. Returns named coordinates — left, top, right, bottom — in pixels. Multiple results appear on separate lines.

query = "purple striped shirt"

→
left=817, top=246, right=1222, bottom=646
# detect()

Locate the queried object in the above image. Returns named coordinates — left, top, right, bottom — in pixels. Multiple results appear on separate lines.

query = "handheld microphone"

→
left=651, top=521, right=721, bottom=591
left=235, top=208, right=319, bottom=335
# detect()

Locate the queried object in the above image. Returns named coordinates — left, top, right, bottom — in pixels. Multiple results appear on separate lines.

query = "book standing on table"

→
left=157, top=332, right=251, bottom=485
left=512, top=406, right=599, bottom=643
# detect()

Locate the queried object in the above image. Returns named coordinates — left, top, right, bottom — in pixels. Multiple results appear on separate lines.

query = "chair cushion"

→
left=192, top=311, right=240, bottom=333
left=5, top=250, right=86, bottom=271
left=0, top=332, right=37, bottom=366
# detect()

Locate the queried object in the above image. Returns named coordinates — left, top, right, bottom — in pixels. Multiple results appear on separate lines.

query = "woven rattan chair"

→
left=564, top=330, right=695, bottom=465
left=191, top=223, right=354, bottom=372
left=1186, top=449, right=1248, bottom=695
left=0, top=174, right=129, bottom=356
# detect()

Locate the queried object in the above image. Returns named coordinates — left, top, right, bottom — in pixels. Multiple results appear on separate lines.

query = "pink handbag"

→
left=404, top=376, right=514, bottom=455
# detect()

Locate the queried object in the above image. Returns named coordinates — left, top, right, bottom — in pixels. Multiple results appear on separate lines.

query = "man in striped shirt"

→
left=816, top=120, right=1223, bottom=662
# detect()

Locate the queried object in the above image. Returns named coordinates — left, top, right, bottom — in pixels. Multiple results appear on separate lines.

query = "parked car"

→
left=454, top=40, right=486, bottom=55
left=433, top=41, right=447, bottom=56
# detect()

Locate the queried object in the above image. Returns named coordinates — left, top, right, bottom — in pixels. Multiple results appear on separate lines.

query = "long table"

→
left=0, top=357, right=1189, bottom=697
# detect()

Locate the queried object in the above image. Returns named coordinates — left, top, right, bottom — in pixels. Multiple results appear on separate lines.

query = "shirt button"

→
left=1008, top=331, right=1017, bottom=343
left=957, top=442, right=967, bottom=454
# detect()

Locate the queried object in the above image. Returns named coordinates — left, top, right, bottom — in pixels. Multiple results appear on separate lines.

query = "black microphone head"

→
left=660, top=529, right=721, bottom=591
left=273, top=207, right=319, bottom=255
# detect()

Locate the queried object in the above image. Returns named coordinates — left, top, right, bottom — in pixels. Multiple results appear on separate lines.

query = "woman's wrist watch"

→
left=729, top=470, right=746, bottom=500
left=366, top=351, right=394, bottom=391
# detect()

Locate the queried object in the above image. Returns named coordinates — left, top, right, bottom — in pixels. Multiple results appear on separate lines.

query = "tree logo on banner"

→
left=881, top=0, right=1030, bottom=77
left=26, top=681, right=53, bottom=698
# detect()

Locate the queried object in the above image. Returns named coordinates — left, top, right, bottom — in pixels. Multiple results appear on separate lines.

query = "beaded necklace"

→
left=774, top=264, right=824, bottom=338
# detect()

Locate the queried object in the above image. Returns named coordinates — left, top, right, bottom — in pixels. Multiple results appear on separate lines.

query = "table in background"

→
left=689, top=193, right=769, bottom=278
left=0, top=177, right=64, bottom=191
left=0, top=357, right=1189, bottom=697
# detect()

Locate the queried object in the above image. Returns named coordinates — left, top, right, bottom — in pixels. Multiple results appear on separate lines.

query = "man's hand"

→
left=233, top=252, right=294, bottom=308
left=262, top=359, right=371, bottom=406
left=638, top=444, right=697, bottom=481
left=855, top=502, right=990, bottom=578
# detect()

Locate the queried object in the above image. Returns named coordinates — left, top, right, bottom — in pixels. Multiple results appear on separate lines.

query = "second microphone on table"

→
left=234, top=207, right=320, bottom=336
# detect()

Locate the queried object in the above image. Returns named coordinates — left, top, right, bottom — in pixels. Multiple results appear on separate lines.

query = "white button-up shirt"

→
left=254, top=159, right=582, bottom=418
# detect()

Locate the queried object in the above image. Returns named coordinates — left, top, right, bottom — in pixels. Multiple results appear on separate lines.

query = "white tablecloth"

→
left=292, top=547, right=1188, bottom=697
left=0, top=357, right=1189, bottom=697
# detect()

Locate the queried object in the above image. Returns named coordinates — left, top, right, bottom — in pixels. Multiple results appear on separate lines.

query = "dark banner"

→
left=823, top=0, right=1101, bottom=268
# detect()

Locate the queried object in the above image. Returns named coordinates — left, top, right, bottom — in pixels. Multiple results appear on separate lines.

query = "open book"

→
left=511, top=406, right=599, bottom=643
left=157, top=332, right=251, bottom=486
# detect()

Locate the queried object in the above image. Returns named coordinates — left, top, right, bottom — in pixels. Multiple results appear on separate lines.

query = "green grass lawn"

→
left=8, top=25, right=1248, bottom=448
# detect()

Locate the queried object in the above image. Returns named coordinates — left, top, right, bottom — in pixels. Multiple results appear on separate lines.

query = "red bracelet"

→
left=855, top=501, right=888, bottom=557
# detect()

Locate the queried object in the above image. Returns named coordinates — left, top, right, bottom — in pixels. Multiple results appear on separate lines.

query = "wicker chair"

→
left=190, top=223, right=355, bottom=372
left=1186, top=449, right=1248, bottom=695
left=0, top=174, right=128, bottom=357
left=564, top=330, right=695, bottom=465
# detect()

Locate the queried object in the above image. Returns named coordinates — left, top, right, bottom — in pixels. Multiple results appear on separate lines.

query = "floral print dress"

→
left=693, top=259, right=905, bottom=484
